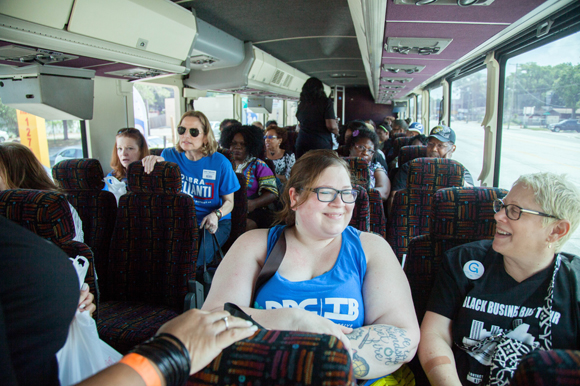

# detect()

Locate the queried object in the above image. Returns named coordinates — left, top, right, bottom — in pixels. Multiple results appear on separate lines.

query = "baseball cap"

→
left=429, top=125, right=456, bottom=143
left=377, top=124, right=390, bottom=133
left=408, top=122, right=424, bottom=134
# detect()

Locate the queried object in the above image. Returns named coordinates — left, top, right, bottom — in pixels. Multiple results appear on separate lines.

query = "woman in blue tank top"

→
left=203, top=150, right=419, bottom=381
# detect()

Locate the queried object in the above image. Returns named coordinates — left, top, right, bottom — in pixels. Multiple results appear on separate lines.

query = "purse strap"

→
left=203, top=229, right=224, bottom=273
left=250, top=229, right=287, bottom=306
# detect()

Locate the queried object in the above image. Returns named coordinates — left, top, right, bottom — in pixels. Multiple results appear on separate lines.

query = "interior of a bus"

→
left=1, top=1, right=580, bottom=383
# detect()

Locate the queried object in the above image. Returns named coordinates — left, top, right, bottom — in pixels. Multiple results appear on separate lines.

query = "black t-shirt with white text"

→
left=427, top=240, right=580, bottom=385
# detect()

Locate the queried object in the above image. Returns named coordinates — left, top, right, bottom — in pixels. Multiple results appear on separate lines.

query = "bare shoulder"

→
left=359, top=231, right=398, bottom=265
left=226, top=228, right=270, bottom=264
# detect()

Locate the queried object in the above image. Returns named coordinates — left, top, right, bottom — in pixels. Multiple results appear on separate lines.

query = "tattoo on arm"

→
left=370, top=325, right=411, bottom=365
left=352, top=350, right=370, bottom=378
left=346, top=328, right=364, bottom=340
left=359, top=325, right=412, bottom=366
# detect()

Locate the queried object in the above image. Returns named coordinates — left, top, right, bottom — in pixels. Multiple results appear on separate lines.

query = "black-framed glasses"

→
left=306, top=187, right=358, bottom=204
left=264, top=135, right=278, bottom=140
left=117, top=128, right=140, bottom=135
left=353, top=144, right=375, bottom=155
left=177, top=126, right=200, bottom=137
left=492, top=199, right=559, bottom=221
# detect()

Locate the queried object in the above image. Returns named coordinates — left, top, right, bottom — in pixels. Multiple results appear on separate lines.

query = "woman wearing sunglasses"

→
left=264, top=125, right=295, bottom=184
left=142, top=111, right=240, bottom=267
left=202, top=150, right=420, bottom=383
left=106, top=127, right=150, bottom=187
left=346, top=125, right=391, bottom=200
left=419, top=172, right=580, bottom=386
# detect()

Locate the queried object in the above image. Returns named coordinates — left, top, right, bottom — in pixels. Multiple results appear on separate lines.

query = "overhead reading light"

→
left=189, top=55, right=218, bottom=67
left=0, top=45, right=78, bottom=65
left=397, top=0, right=495, bottom=5
left=380, top=85, right=405, bottom=89
left=382, top=64, right=426, bottom=74
left=381, top=77, right=413, bottom=83
left=105, top=68, right=170, bottom=79
left=329, top=73, right=358, bottom=78
left=386, top=38, right=452, bottom=56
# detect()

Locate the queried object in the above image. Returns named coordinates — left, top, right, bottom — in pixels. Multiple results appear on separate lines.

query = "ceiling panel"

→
left=378, top=0, right=551, bottom=101
left=385, top=0, right=545, bottom=23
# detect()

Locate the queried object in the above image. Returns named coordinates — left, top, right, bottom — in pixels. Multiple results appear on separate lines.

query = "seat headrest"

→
left=342, top=157, right=370, bottom=189
left=0, top=189, right=75, bottom=243
left=399, top=145, right=427, bottom=166
left=432, top=187, right=508, bottom=239
left=407, top=158, right=465, bottom=190
left=127, top=161, right=182, bottom=194
left=52, top=159, right=105, bottom=190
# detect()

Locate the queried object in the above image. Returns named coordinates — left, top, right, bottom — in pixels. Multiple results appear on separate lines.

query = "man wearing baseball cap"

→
left=391, top=125, right=474, bottom=192
left=407, top=122, right=424, bottom=136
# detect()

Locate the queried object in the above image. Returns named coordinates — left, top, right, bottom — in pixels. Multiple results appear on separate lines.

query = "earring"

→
left=548, top=243, right=552, bottom=249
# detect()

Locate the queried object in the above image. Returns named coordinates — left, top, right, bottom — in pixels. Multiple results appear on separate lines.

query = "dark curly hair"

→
left=410, top=134, right=428, bottom=146
left=219, top=118, right=241, bottom=131
left=345, top=125, right=379, bottom=158
left=297, top=77, right=328, bottom=116
left=339, top=120, right=367, bottom=145
left=220, top=124, right=264, bottom=158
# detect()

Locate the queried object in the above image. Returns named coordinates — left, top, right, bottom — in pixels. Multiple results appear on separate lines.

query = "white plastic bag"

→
left=56, top=256, right=122, bottom=386
left=103, top=176, right=127, bottom=204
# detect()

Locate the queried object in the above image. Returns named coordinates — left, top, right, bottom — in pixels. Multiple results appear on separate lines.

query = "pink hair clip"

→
left=352, top=130, right=360, bottom=137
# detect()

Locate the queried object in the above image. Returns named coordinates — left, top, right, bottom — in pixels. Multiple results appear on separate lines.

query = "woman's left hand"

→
left=201, top=212, right=219, bottom=234
left=78, top=283, right=96, bottom=317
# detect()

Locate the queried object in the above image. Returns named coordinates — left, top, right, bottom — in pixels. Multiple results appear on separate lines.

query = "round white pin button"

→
left=463, top=260, right=484, bottom=280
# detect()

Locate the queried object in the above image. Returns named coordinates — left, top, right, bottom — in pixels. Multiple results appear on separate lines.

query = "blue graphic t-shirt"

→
left=254, top=225, right=367, bottom=328
left=161, top=148, right=240, bottom=225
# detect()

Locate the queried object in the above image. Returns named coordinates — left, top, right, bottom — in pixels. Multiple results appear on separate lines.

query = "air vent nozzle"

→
left=385, top=37, right=453, bottom=56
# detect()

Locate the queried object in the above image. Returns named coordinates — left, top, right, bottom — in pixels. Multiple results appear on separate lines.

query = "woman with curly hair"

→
left=295, top=77, right=338, bottom=158
left=346, top=126, right=391, bottom=200
left=221, top=124, right=278, bottom=230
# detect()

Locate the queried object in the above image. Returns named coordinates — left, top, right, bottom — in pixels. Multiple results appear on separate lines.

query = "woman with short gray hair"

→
left=419, top=172, right=580, bottom=386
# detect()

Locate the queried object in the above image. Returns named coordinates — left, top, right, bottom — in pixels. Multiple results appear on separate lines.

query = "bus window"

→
left=409, top=97, right=416, bottom=122
left=133, top=83, right=177, bottom=149
left=417, top=94, right=422, bottom=124
left=270, top=99, right=284, bottom=126
left=193, top=92, right=235, bottom=141
left=242, top=96, right=264, bottom=127
left=499, top=31, right=580, bottom=254
left=0, top=98, right=84, bottom=171
left=429, top=86, right=443, bottom=129
left=450, top=68, right=487, bottom=184
left=286, top=101, right=298, bottom=127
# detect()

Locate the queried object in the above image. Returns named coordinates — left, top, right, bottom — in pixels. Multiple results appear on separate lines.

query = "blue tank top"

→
left=254, top=225, right=367, bottom=328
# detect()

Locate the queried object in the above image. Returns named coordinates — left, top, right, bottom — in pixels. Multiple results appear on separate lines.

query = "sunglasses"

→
left=177, top=126, right=200, bottom=137
left=264, top=135, right=278, bottom=140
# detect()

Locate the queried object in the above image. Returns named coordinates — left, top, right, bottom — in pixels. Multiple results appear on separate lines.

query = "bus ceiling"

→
left=0, top=0, right=573, bottom=111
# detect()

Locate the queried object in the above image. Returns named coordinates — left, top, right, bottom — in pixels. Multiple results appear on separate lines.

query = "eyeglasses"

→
left=427, top=141, right=449, bottom=150
left=306, top=187, right=358, bottom=204
left=353, top=144, right=375, bottom=156
left=117, top=128, right=140, bottom=134
left=492, top=199, right=559, bottom=221
left=264, top=135, right=278, bottom=140
left=177, top=126, right=200, bottom=137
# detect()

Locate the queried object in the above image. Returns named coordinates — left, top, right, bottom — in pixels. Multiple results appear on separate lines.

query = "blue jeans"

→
left=196, top=220, right=231, bottom=267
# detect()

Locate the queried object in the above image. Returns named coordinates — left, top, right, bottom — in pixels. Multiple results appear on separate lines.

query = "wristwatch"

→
left=214, top=209, right=222, bottom=220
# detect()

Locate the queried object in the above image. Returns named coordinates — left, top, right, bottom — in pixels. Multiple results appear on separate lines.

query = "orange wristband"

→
left=119, top=353, right=162, bottom=386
